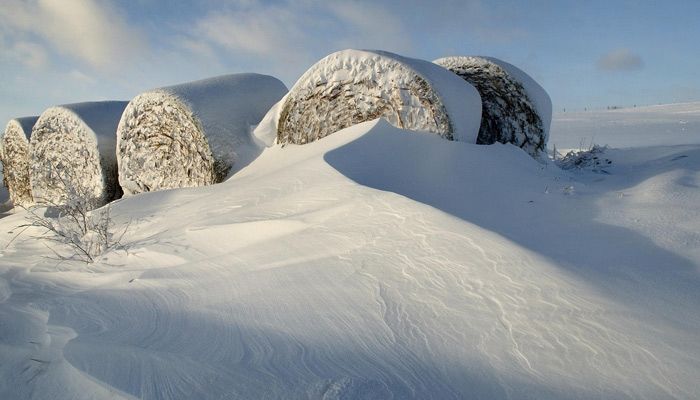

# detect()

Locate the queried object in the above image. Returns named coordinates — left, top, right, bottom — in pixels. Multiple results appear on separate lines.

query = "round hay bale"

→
left=116, top=73, right=287, bottom=196
left=30, top=101, right=128, bottom=209
left=277, top=49, right=481, bottom=145
left=434, top=56, right=552, bottom=157
left=1, top=116, right=38, bottom=207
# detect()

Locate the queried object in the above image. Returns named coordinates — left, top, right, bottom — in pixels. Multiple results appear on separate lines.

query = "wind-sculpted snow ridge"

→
left=117, top=73, right=287, bottom=196
left=277, top=49, right=481, bottom=145
left=1, top=117, right=700, bottom=398
left=435, top=56, right=552, bottom=157
left=1, top=116, right=38, bottom=206
left=30, top=101, right=128, bottom=209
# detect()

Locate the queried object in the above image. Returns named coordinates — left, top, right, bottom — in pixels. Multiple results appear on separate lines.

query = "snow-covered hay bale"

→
left=30, top=101, right=128, bottom=208
left=117, top=73, right=287, bottom=195
left=277, top=49, right=481, bottom=145
left=1, top=116, right=38, bottom=206
left=434, top=56, right=552, bottom=157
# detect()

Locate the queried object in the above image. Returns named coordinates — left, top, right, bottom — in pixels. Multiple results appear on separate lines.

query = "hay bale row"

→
left=2, top=50, right=552, bottom=210
left=275, top=49, right=482, bottom=146
left=117, top=73, right=286, bottom=195
left=0, top=74, right=286, bottom=209
left=266, top=50, right=550, bottom=160
left=1, top=116, right=38, bottom=207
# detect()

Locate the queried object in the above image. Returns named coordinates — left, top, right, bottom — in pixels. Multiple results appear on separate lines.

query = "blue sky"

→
left=1, top=0, right=699, bottom=124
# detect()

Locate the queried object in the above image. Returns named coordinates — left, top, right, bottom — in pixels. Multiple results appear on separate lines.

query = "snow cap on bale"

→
left=117, top=73, right=287, bottom=196
left=1, top=116, right=39, bottom=206
left=30, top=101, right=128, bottom=209
left=277, top=49, right=482, bottom=145
left=434, top=56, right=552, bottom=157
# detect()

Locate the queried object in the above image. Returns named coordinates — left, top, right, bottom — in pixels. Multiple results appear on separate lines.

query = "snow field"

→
left=116, top=73, right=287, bottom=196
left=29, top=102, right=128, bottom=209
left=434, top=56, right=550, bottom=157
left=1, top=117, right=38, bottom=207
left=277, top=49, right=481, bottom=145
left=550, top=102, right=700, bottom=151
left=0, top=114, right=698, bottom=398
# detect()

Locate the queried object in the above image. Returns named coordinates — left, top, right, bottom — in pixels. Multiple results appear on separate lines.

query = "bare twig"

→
left=15, top=165, right=130, bottom=264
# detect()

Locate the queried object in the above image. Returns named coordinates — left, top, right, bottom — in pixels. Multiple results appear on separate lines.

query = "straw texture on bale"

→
left=434, top=56, right=551, bottom=157
left=117, top=73, right=287, bottom=195
left=277, top=49, right=481, bottom=145
left=0, top=116, right=38, bottom=206
left=30, top=101, right=128, bottom=208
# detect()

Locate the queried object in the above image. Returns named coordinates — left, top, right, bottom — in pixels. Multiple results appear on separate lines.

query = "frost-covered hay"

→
left=1, top=116, right=38, bottom=206
left=117, top=73, right=287, bottom=195
left=277, top=49, right=481, bottom=145
left=434, top=56, right=552, bottom=157
left=30, top=101, right=128, bottom=208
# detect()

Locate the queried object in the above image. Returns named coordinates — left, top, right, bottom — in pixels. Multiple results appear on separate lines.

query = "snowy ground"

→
left=550, top=102, right=700, bottom=151
left=0, top=103, right=699, bottom=399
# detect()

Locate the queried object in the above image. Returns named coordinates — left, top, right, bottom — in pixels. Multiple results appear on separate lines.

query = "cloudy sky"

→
left=1, top=0, right=699, bottom=124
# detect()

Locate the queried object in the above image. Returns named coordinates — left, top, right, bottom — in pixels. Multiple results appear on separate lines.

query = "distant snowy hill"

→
left=0, top=103, right=699, bottom=399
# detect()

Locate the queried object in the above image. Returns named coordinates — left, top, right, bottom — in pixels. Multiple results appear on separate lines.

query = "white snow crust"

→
left=1, top=104, right=699, bottom=399
left=277, top=49, right=481, bottom=144
left=1, top=116, right=38, bottom=206
left=29, top=101, right=127, bottom=208
left=252, top=95, right=287, bottom=147
left=117, top=73, right=287, bottom=195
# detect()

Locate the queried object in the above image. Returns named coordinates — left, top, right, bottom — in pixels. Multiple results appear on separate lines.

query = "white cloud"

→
left=0, top=0, right=146, bottom=70
left=10, top=41, right=49, bottom=69
left=68, top=69, right=97, bottom=85
left=324, top=1, right=410, bottom=52
left=187, top=1, right=410, bottom=65
left=597, top=49, right=644, bottom=71
left=193, top=6, right=307, bottom=58
left=176, top=36, right=219, bottom=62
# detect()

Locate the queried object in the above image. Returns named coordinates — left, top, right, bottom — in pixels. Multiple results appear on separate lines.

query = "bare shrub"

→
left=14, top=166, right=128, bottom=264
left=20, top=203, right=128, bottom=264
left=556, top=145, right=612, bottom=174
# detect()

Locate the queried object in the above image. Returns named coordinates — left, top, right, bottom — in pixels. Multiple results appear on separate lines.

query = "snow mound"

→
left=276, top=49, right=481, bottom=145
left=1, top=111, right=700, bottom=398
left=116, top=73, right=287, bottom=196
left=435, top=56, right=551, bottom=157
left=30, top=101, right=128, bottom=208
left=1, top=116, right=38, bottom=206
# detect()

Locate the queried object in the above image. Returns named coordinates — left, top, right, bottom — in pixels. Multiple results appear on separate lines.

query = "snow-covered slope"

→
left=0, top=109, right=699, bottom=398
left=117, top=74, right=287, bottom=196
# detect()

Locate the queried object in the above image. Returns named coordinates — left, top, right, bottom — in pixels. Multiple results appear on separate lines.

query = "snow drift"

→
left=30, top=101, right=128, bottom=208
left=1, top=116, right=38, bottom=206
left=277, top=49, right=481, bottom=145
left=434, top=56, right=552, bottom=157
left=116, top=73, right=287, bottom=196
left=1, top=105, right=700, bottom=399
